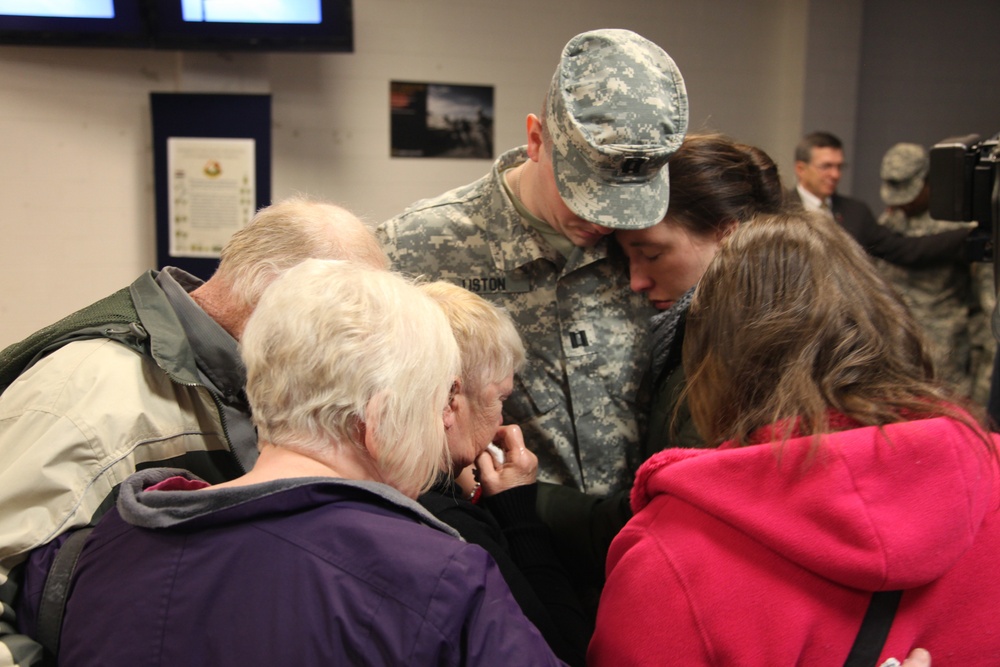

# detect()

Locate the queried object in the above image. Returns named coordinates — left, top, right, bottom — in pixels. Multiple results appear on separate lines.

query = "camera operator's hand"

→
left=476, top=425, right=537, bottom=497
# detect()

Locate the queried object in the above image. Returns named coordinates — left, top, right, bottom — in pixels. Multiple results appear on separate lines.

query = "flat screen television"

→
left=0, top=0, right=148, bottom=48
left=0, top=0, right=353, bottom=52
left=152, top=0, right=353, bottom=52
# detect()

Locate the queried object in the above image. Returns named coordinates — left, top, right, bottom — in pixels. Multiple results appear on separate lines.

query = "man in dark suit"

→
left=789, top=131, right=969, bottom=267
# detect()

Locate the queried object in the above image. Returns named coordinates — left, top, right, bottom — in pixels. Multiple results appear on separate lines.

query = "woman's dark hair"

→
left=665, top=133, right=785, bottom=236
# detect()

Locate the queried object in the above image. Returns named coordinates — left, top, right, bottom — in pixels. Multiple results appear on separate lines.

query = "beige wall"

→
left=851, top=0, right=1000, bottom=213
left=1, top=0, right=826, bottom=346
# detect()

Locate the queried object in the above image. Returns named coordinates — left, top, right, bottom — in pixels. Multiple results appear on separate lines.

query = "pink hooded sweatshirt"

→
left=589, top=416, right=1000, bottom=666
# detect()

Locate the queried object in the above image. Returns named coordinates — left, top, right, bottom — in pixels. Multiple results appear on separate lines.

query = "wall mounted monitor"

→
left=150, top=0, right=353, bottom=52
left=0, top=0, right=148, bottom=48
left=0, top=0, right=353, bottom=52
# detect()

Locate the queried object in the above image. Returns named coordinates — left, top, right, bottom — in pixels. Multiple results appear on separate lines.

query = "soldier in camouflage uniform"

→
left=378, top=30, right=688, bottom=495
left=968, top=260, right=996, bottom=404
left=875, top=142, right=993, bottom=398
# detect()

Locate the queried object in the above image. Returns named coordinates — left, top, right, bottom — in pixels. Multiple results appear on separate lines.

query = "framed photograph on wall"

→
left=391, top=81, right=493, bottom=159
left=151, top=92, right=271, bottom=280
left=167, top=137, right=255, bottom=258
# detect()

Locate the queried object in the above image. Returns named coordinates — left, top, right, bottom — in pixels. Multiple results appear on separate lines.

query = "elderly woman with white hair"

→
left=418, top=282, right=591, bottom=667
left=19, top=260, right=564, bottom=666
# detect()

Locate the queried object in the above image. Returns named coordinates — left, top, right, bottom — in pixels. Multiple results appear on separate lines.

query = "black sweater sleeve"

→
left=420, top=484, right=591, bottom=667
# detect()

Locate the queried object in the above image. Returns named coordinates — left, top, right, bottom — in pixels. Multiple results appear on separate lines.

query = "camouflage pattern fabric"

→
left=880, top=143, right=929, bottom=207
left=378, top=147, right=653, bottom=495
left=968, top=261, right=997, bottom=405
left=546, top=29, right=688, bottom=229
left=875, top=208, right=980, bottom=395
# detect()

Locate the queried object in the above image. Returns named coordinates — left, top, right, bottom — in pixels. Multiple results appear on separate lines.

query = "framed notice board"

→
left=151, top=92, right=271, bottom=280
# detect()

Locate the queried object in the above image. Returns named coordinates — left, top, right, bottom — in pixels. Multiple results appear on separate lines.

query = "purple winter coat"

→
left=25, top=469, right=565, bottom=666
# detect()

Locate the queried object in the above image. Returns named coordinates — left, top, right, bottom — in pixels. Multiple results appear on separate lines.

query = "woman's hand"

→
left=476, top=425, right=537, bottom=497
left=897, top=648, right=930, bottom=667
left=880, top=648, right=931, bottom=667
left=454, top=464, right=480, bottom=500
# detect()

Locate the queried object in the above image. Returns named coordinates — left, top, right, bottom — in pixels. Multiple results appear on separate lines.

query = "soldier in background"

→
left=789, top=132, right=971, bottom=267
left=875, top=142, right=995, bottom=401
left=968, top=262, right=997, bottom=404
left=378, top=29, right=689, bottom=496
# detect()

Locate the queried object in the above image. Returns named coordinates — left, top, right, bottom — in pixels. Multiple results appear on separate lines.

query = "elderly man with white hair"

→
left=0, top=196, right=388, bottom=666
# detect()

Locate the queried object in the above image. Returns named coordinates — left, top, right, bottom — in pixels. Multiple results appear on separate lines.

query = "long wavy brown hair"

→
left=683, top=210, right=986, bottom=449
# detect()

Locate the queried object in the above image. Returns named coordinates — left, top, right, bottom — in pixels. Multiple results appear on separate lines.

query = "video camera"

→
left=929, top=132, right=1000, bottom=264
left=930, top=133, right=1000, bottom=351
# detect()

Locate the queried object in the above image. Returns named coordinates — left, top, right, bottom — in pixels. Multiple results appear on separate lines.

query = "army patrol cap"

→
left=880, top=143, right=929, bottom=206
left=545, top=29, right=689, bottom=229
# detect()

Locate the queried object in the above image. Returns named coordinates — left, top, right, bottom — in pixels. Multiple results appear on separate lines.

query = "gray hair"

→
left=216, top=195, right=389, bottom=310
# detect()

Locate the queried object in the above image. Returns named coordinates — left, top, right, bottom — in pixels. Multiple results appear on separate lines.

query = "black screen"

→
left=0, top=0, right=353, bottom=52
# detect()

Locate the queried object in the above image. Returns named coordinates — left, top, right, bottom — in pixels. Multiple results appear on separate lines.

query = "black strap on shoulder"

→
left=843, top=589, right=903, bottom=667
left=36, top=527, right=94, bottom=661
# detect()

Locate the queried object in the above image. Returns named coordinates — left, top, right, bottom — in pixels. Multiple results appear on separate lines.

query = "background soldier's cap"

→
left=880, top=142, right=929, bottom=206
left=545, top=29, right=688, bottom=229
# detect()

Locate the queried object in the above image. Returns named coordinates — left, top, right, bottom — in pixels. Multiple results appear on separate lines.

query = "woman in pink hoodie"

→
left=590, top=211, right=999, bottom=666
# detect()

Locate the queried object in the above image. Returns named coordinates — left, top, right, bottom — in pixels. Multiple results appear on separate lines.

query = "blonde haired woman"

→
left=419, top=282, right=591, bottom=666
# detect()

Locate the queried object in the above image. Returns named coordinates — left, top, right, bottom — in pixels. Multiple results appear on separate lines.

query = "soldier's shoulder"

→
left=382, top=176, right=492, bottom=230
left=377, top=186, right=502, bottom=278
left=878, top=208, right=907, bottom=232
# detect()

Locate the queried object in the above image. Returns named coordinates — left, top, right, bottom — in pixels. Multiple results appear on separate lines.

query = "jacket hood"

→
left=631, top=417, right=999, bottom=591
left=117, top=468, right=462, bottom=539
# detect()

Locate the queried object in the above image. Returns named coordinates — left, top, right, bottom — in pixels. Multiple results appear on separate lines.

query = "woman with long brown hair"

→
left=590, top=211, right=999, bottom=665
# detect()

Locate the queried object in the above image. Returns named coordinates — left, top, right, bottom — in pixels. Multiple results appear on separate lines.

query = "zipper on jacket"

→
left=207, top=389, right=245, bottom=474
left=102, top=322, right=149, bottom=347
left=171, top=377, right=247, bottom=475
